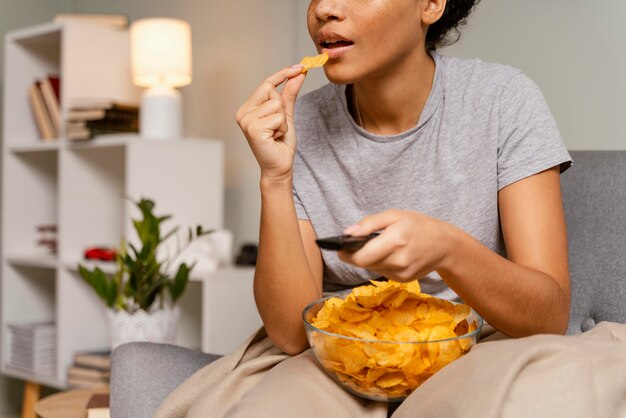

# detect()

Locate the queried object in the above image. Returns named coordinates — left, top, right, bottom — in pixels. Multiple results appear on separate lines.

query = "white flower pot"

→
left=107, top=304, right=181, bottom=350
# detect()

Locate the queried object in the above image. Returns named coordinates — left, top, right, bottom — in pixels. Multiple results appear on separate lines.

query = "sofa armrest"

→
left=111, top=342, right=221, bottom=418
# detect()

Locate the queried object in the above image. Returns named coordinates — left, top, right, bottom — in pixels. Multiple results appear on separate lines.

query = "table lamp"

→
left=130, top=18, right=192, bottom=139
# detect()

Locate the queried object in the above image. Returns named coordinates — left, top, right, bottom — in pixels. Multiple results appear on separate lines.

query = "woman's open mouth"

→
left=317, top=31, right=355, bottom=59
left=320, top=40, right=354, bottom=49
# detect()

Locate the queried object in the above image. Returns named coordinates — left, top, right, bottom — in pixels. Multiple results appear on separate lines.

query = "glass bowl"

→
left=302, top=296, right=483, bottom=402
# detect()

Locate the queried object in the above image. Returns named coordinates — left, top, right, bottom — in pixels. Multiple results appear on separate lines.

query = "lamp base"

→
left=140, top=86, right=183, bottom=139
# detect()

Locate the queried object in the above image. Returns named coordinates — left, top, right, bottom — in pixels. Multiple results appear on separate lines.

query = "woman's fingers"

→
left=242, top=111, right=287, bottom=144
left=338, top=230, right=397, bottom=267
left=282, top=73, right=307, bottom=119
left=239, top=95, right=287, bottom=137
left=343, top=210, right=404, bottom=236
left=236, top=65, right=304, bottom=122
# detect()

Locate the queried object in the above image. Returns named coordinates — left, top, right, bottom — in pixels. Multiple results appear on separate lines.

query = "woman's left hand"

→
left=338, top=210, right=456, bottom=282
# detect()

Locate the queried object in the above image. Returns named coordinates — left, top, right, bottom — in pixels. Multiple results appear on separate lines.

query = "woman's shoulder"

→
left=437, top=54, right=549, bottom=109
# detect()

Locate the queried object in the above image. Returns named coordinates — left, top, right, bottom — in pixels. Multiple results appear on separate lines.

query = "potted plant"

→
left=78, top=197, right=212, bottom=349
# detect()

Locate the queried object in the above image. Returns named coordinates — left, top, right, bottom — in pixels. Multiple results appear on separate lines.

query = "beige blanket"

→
left=156, top=322, right=626, bottom=417
left=393, top=321, right=626, bottom=418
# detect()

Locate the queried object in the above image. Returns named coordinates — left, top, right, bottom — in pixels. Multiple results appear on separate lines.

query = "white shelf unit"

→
left=1, top=21, right=262, bottom=390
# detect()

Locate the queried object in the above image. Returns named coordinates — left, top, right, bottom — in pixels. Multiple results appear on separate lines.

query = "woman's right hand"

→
left=236, top=65, right=307, bottom=182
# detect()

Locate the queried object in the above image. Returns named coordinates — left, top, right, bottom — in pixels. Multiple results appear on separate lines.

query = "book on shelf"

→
left=65, top=104, right=138, bottom=122
left=69, top=98, right=138, bottom=110
left=27, top=82, right=56, bottom=141
left=68, top=350, right=111, bottom=389
left=6, top=322, right=56, bottom=377
left=68, top=376, right=109, bottom=389
left=54, top=12, right=129, bottom=29
left=39, top=76, right=62, bottom=133
left=65, top=101, right=139, bottom=140
left=86, top=393, right=110, bottom=418
left=68, top=366, right=110, bottom=381
left=74, top=350, right=111, bottom=370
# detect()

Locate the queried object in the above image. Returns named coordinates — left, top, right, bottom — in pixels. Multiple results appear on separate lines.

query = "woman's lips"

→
left=316, top=30, right=354, bottom=60
left=321, top=43, right=354, bottom=59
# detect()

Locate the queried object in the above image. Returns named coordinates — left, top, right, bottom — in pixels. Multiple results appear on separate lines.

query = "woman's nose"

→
left=314, top=0, right=344, bottom=22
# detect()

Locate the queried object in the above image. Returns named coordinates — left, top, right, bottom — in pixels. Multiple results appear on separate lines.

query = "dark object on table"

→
left=235, top=243, right=258, bottom=266
left=84, top=247, right=117, bottom=262
left=86, top=392, right=110, bottom=418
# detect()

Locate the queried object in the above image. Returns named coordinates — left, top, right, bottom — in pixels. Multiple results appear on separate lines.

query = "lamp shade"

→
left=130, top=18, right=192, bottom=88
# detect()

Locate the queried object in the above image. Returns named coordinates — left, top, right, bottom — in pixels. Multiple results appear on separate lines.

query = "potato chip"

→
left=309, top=279, right=480, bottom=401
left=300, top=52, right=329, bottom=73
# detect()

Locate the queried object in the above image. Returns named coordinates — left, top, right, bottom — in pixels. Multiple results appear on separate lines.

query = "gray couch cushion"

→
left=562, top=151, right=626, bottom=334
left=110, top=342, right=220, bottom=418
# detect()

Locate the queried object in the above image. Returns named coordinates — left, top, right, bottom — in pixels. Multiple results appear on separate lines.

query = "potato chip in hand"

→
left=300, top=52, right=329, bottom=73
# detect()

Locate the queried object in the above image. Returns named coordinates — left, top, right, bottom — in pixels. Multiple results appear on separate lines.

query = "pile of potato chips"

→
left=308, top=280, right=479, bottom=400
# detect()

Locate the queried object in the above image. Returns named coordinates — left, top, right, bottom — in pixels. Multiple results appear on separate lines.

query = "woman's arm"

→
left=236, top=65, right=324, bottom=354
left=340, top=166, right=570, bottom=337
left=440, top=166, right=570, bottom=336
left=255, top=180, right=324, bottom=354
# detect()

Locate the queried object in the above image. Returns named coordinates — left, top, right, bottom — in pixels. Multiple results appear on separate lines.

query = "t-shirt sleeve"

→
left=293, top=186, right=310, bottom=220
left=497, top=73, right=572, bottom=191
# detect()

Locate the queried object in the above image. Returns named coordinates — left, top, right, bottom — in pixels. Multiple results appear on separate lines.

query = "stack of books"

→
left=6, top=322, right=56, bottom=377
left=27, top=76, right=61, bottom=141
left=65, top=100, right=139, bottom=141
left=35, top=224, right=58, bottom=254
left=68, top=351, right=111, bottom=388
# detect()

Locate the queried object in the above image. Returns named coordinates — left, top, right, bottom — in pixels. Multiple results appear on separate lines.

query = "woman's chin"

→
left=323, top=68, right=360, bottom=85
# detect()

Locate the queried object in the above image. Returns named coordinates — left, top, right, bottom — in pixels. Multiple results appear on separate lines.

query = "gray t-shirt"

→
left=293, top=53, right=572, bottom=301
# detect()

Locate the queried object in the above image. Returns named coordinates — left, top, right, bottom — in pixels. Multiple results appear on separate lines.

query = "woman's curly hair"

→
left=426, top=0, right=481, bottom=50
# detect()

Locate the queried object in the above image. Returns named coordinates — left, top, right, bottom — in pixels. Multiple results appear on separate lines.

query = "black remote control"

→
left=315, top=233, right=380, bottom=252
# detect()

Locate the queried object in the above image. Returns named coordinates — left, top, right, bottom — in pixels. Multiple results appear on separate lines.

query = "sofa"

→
left=110, top=151, right=626, bottom=417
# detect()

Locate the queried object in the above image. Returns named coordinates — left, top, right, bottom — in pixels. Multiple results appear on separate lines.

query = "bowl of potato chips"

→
left=303, top=280, right=483, bottom=402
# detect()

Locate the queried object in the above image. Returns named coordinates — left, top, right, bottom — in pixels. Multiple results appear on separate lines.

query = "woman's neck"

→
left=351, top=49, right=435, bottom=136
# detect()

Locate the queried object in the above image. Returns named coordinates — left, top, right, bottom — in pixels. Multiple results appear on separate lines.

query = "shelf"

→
left=65, top=134, right=217, bottom=150
left=188, top=265, right=255, bottom=282
left=7, top=22, right=62, bottom=45
left=63, top=259, right=116, bottom=275
left=9, top=142, right=61, bottom=154
left=5, top=254, right=57, bottom=269
left=1, top=366, right=65, bottom=390
left=63, top=258, right=253, bottom=281
left=65, top=134, right=137, bottom=150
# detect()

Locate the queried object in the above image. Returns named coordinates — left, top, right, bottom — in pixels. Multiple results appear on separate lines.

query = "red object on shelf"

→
left=84, top=247, right=117, bottom=261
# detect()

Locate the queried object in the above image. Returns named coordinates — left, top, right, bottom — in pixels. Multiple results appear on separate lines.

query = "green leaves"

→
left=77, top=197, right=213, bottom=313
left=78, top=265, right=119, bottom=309
left=170, top=263, right=190, bottom=303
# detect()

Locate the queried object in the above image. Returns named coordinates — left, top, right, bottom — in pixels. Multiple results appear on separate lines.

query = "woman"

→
left=157, top=0, right=572, bottom=416
left=238, top=0, right=570, bottom=350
